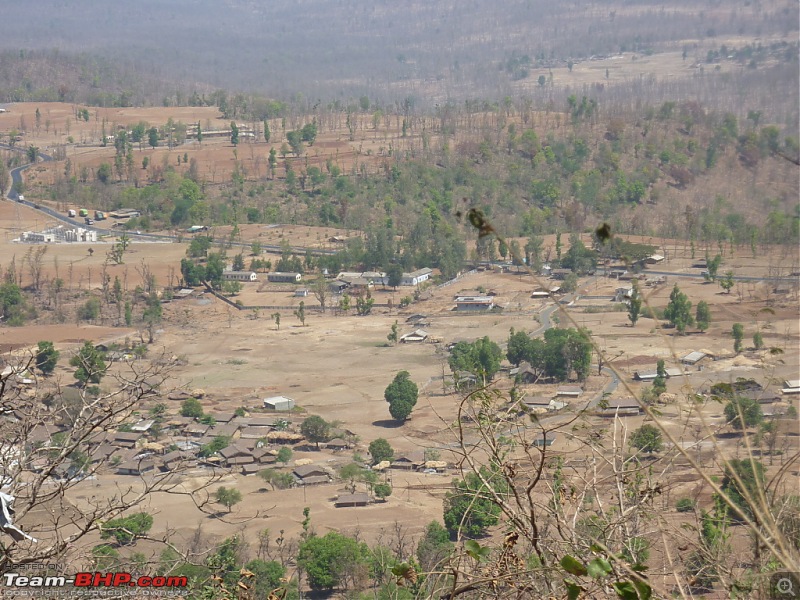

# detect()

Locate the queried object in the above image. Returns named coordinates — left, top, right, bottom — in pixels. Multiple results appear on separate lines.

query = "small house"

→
left=293, top=465, right=331, bottom=486
left=599, top=399, right=641, bottom=417
left=263, top=396, right=295, bottom=411
left=782, top=380, right=800, bottom=395
left=532, top=434, right=556, bottom=447
left=130, top=420, right=154, bottom=433
left=294, top=288, right=309, bottom=297
left=329, top=280, right=349, bottom=294
left=551, top=269, right=573, bottom=280
left=223, top=271, right=258, bottom=282
left=185, top=424, right=209, bottom=438
left=335, top=493, right=370, bottom=507
left=116, top=459, right=156, bottom=476
left=111, top=432, right=143, bottom=448
left=681, top=351, right=708, bottom=366
left=325, top=438, right=350, bottom=451
left=160, top=451, right=191, bottom=472
left=400, top=268, right=433, bottom=286
left=391, top=452, right=425, bottom=471
left=400, top=329, right=429, bottom=343
left=556, top=386, right=583, bottom=398
left=267, top=272, right=302, bottom=283
left=455, top=296, right=494, bottom=311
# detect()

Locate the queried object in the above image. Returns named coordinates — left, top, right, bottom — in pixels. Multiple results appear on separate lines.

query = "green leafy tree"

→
left=627, top=284, right=642, bottom=327
left=417, top=521, right=454, bottom=571
left=147, top=127, right=158, bottom=149
left=0, top=282, right=28, bottom=325
left=724, top=396, right=763, bottom=430
left=384, top=371, right=419, bottom=421
left=386, top=264, right=403, bottom=289
left=272, top=312, right=281, bottom=330
left=387, top=321, right=398, bottom=345
left=77, top=297, right=101, bottom=322
left=541, top=328, right=592, bottom=382
left=142, top=292, right=162, bottom=343
left=100, top=512, right=153, bottom=545
left=696, top=301, right=711, bottom=332
left=36, top=341, right=60, bottom=375
left=215, top=486, right=243, bottom=513
left=443, top=468, right=506, bottom=538
left=70, top=341, right=107, bottom=385
left=753, top=331, right=763, bottom=349
left=448, top=337, right=503, bottom=385
left=629, top=424, right=663, bottom=453
left=705, top=254, right=723, bottom=282
left=198, top=435, right=230, bottom=458
left=664, top=284, right=694, bottom=333
left=276, top=446, right=293, bottom=464
left=259, top=469, right=295, bottom=490
left=374, top=483, right=392, bottom=500
left=719, top=271, right=735, bottom=294
left=301, top=415, right=330, bottom=448
left=180, top=398, right=203, bottom=418
left=368, top=438, right=394, bottom=465
left=230, top=121, right=239, bottom=146
left=294, top=301, right=306, bottom=326
left=96, top=163, right=112, bottom=183
left=244, top=559, right=285, bottom=598
left=297, top=531, right=370, bottom=591
left=721, top=459, right=766, bottom=520
left=263, top=120, right=271, bottom=143
left=732, top=323, right=744, bottom=353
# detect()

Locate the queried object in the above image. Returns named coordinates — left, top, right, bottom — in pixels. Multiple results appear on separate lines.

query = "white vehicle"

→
left=67, top=209, right=76, bottom=217
left=17, top=195, right=24, bottom=202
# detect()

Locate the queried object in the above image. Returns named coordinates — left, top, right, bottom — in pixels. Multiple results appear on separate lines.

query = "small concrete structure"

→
left=556, top=386, right=583, bottom=397
left=116, top=460, right=156, bottom=476
left=599, top=399, right=642, bottom=416
left=263, top=396, right=295, bottom=411
left=293, top=465, right=331, bottom=486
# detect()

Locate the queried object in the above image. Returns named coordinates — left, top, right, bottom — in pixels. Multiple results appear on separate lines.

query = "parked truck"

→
left=94, top=210, right=106, bottom=220
left=67, top=209, right=76, bottom=217
left=78, top=208, right=89, bottom=217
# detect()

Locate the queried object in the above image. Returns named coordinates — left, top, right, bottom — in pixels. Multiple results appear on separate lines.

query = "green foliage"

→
left=627, top=285, right=642, bottom=327
left=368, top=438, right=394, bottom=464
left=695, top=300, right=711, bottom=332
left=664, top=284, right=693, bottom=333
left=300, top=415, right=330, bottom=447
left=0, top=282, right=29, bottom=326
left=294, top=300, right=306, bottom=326
left=297, top=531, right=370, bottom=591
left=100, top=512, right=153, bottom=545
left=198, top=435, right=230, bottom=458
left=753, top=331, right=763, bottom=349
left=214, top=486, right=243, bottom=512
left=259, top=469, right=295, bottom=490
left=448, top=336, right=503, bottom=384
left=719, top=270, right=735, bottom=293
left=70, top=341, right=107, bottom=384
left=36, top=340, right=59, bottom=375
left=416, top=521, right=454, bottom=570
left=180, top=397, right=204, bottom=418
left=187, top=235, right=213, bottom=258
left=732, top=322, right=745, bottom=353
left=373, top=482, right=392, bottom=499
left=629, top=424, right=663, bottom=453
left=443, top=468, right=507, bottom=538
left=676, top=498, right=697, bottom=513
left=387, top=320, right=398, bottom=345
left=721, top=458, right=766, bottom=520
left=77, top=297, right=101, bottom=322
left=275, top=446, right=292, bottom=464
left=723, top=395, right=763, bottom=430
left=384, top=371, right=419, bottom=421
left=244, top=559, right=285, bottom=598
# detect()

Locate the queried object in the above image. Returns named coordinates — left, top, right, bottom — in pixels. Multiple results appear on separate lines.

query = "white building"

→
left=268, top=272, right=302, bottom=283
left=223, top=271, right=258, bottom=282
left=263, top=396, right=296, bottom=411
left=400, top=268, right=433, bottom=286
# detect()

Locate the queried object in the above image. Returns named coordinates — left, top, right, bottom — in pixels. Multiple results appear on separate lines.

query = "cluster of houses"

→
left=332, top=268, right=433, bottom=294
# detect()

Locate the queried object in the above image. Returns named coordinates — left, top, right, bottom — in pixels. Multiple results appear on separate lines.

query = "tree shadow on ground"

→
left=372, top=419, right=404, bottom=428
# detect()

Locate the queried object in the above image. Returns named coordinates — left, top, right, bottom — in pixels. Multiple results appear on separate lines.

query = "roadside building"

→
left=267, top=272, right=302, bottom=283
left=263, top=396, right=295, bottom=411
left=223, top=271, right=258, bottom=282
left=334, top=493, right=370, bottom=507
